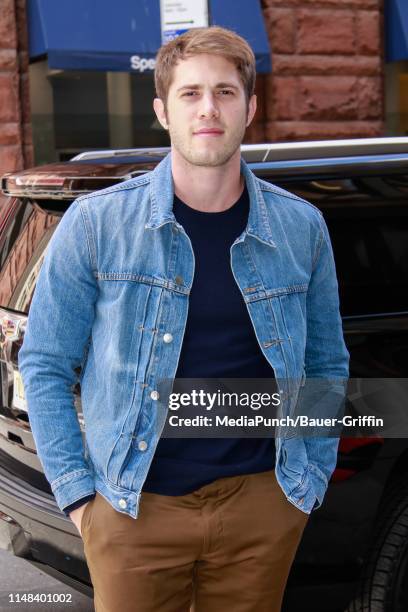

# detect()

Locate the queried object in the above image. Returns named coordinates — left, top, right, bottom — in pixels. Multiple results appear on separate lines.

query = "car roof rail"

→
left=71, top=147, right=171, bottom=161
left=70, top=137, right=408, bottom=164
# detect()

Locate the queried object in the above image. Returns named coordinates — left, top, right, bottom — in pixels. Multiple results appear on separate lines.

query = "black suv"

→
left=1, top=138, right=408, bottom=612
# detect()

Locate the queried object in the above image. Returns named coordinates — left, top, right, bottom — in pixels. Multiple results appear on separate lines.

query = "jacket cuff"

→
left=51, top=469, right=95, bottom=513
left=63, top=493, right=96, bottom=517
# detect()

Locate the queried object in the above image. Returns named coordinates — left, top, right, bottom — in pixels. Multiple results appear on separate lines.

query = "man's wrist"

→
left=64, top=493, right=96, bottom=516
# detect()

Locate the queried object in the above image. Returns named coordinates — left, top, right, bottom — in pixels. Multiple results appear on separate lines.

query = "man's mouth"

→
left=193, top=128, right=224, bottom=136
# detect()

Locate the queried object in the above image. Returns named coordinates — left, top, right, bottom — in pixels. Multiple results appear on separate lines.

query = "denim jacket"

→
left=18, top=153, right=350, bottom=519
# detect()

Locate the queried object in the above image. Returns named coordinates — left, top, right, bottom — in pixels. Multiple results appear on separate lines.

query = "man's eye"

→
left=219, top=90, right=234, bottom=95
left=183, top=91, right=198, bottom=97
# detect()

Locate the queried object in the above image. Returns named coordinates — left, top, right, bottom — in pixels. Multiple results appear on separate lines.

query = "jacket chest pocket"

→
left=245, top=285, right=308, bottom=381
left=95, top=275, right=166, bottom=367
left=270, top=289, right=307, bottom=369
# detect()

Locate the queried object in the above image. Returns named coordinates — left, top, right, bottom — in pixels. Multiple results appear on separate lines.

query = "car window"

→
left=273, top=175, right=408, bottom=317
left=327, top=211, right=408, bottom=316
left=0, top=201, right=61, bottom=313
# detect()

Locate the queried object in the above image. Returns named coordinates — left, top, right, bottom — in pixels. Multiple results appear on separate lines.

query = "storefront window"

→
left=29, top=60, right=169, bottom=164
left=385, top=60, right=408, bottom=136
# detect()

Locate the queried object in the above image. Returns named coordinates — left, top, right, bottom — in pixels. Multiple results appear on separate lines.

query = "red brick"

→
left=253, top=74, right=267, bottom=123
left=267, top=76, right=298, bottom=121
left=17, top=50, right=29, bottom=71
left=0, top=49, right=17, bottom=70
left=23, top=143, right=34, bottom=167
left=357, top=10, right=380, bottom=55
left=22, top=122, right=32, bottom=146
left=298, top=76, right=358, bottom=120
left=272, top=54, right=381, bottom=76
left=264, top=121, right=278, bottom=142
left=0, top=1, right=31, bottom=174
left=265, top=120, right=384, bottom=142
left=0, top=0, right=17, bottom=50
left=243, top=80, right=266, bottom=144
left=20, top=73, right=31, bottom=124
left=262, top=0, right=301, bottom=7
left=0, top=123, right=20, bottom=145
left=263, top=8, right=295, bottom=54
left=16, top=0, right=29, bottom=51
left=0, top=145, right=23, bottom=174
left=305, top=0, right=379, bottom=5
left=357, top=76, right=382, bottom=119
left=0, top=73, right=20, bottom=122
left=244, top=121, right=266, bottom=143
left=262, top=1, right=380, bottom=7
left=297, top=9, right=355, bottom=54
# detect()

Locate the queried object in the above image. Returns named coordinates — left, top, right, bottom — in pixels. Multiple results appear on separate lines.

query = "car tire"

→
left=345, top=476, right=408, bottom=612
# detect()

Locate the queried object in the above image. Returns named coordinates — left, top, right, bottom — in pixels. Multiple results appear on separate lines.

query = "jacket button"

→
left=118, top=498, right=127, bottom=509
left=298, top=497, right=304, bottom=505
left=150, top=390, right=159, bottom=401
left=138, top=440, right=148, bottom=451
left=175, top=275, right=184, bottom=285
left=163, top=333, right=173, bottom=343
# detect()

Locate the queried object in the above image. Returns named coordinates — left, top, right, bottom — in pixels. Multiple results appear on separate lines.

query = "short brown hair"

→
left=154, top=26, right=256, bottom=107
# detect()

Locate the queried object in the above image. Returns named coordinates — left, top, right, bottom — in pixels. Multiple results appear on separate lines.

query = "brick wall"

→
left=1, top=1, right=385, bottom=156
left=247, top=0, right=384, bottom=143
left=0, top=0, right=32, bottom=184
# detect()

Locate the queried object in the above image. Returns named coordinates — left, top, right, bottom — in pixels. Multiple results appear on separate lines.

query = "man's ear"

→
left=246, top=94, right=257, bottom=127
left=153, top=98, right=169, bottom=130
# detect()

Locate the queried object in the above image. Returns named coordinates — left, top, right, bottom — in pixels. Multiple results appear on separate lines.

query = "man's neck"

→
left=171, top=148, right=244, bottom=212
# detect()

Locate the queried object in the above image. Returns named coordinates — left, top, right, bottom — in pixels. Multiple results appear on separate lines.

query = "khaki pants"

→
left=81, top=469, right=309, bottom=612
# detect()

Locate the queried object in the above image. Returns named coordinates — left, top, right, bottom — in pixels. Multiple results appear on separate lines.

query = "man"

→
left=19, top=26, right=349, bottom=612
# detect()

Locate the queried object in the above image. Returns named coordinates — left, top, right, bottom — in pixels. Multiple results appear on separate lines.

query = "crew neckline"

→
left=174, top=184, right=248, bottom=216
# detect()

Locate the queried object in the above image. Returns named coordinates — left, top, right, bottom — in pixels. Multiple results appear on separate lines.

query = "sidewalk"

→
left=0, top=549, right=93, bottom=611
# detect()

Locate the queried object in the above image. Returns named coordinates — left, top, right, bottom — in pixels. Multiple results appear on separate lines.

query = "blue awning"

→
left=27, top=0, right=271, bottom=73
left=385, top=0, right=408, bottom=62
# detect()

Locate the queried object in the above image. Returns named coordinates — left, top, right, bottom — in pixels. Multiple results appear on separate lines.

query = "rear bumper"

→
left=0, top=463, right=92, bottom=597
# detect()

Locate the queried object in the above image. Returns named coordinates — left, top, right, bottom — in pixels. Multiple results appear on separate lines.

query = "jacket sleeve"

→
left=303, top=212, right=350, bottom=509
left=18, top=198, right=98, bottom=512
left=305, top=212, right=349, bottom=379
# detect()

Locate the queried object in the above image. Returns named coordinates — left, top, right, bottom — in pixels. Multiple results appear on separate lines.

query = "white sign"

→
left=160, top=0, right=209, bottom=43
left=130, top=55, right=156, bottom=72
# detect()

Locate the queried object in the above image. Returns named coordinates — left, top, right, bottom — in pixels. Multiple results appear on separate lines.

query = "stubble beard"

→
left=168, top=122, right=247, bottom=168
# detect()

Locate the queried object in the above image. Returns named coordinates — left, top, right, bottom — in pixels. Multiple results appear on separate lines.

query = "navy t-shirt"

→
left=142, top=184, right=276, bottom=495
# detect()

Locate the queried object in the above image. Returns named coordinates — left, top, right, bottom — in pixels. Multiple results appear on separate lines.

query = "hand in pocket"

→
left=69, top=500, right=93, bottom=538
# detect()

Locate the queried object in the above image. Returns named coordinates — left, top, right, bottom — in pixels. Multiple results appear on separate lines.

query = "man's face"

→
left=154, top=53, right=256, bottom=167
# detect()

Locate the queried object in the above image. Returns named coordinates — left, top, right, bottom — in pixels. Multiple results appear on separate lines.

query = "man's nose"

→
left=198, top=94, right=219, bottom=119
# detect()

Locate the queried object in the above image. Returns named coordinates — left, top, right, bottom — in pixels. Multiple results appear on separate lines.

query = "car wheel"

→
left=345, top=477, right=408, bottom=612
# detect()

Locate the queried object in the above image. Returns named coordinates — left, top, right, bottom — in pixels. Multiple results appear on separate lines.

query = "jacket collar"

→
left=146, top=151, right=276, bottom=248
